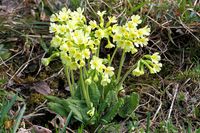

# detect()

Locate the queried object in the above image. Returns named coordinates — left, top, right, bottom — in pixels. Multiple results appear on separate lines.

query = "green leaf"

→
left=0, top=94, right=17, bottom=125
left=194, top=106, right=200, bottom=118
left=195, top=128, right=200, bottom=133
left=12, top=104, right=26, bottom=133
left=118, top=92, right=139, bottom=118
left=45, top=95, right=64, bottom=104
left=98, top=90, right=118, bottom=114
left=0, top=44, right=11, bottom=60
left=101, top=98, right=124, bottom=124
left=130, top=1, right=147, bottom=13
left=47, top=102, right=69, bottom=117
left=61, top=98, right=90, bottom=123
left=88, top=82, right=100, bottom=107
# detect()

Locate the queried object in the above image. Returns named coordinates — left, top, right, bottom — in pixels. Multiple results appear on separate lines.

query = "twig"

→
left=44, top=68, right=64, bottom=81
left=167, top=84, right=179, bottom=120
left=152, top=100, right=162, bottom=122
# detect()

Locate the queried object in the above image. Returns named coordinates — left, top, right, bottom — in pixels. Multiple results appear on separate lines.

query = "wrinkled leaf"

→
left=118, top=92, right=139, bottom=118
left=101, top=98, right=124, bottom=124
left=47, top=102, right=68, bottom=117
left=88, top=82, right=100, bottom=107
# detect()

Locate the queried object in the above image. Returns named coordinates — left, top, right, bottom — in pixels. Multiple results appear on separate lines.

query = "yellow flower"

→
left=137, top=26, right=150, bottom=37
left=152, top=63, right=162, bottom=73
left=131, top=15, right=142, bottom=25
left=79, top=60, right=85, bottom=67
left=108, top=16, right=117, bottom=23
left=132, top=60, right=144, bottom=76
left=105, top=40, right=115, bottom=48
left=101, top=75, right=111, bottom=86
left=58, top=8, right=70, bottom=22
left=51, top=35, right=62, bottom=48
left=87, top=107, right=95, bottom=117
left=59, top=43, right=69, bottom=51
left=151, top=52, right=161, bottom=64
left=90, top=56, right=105, bottom=72
left=70, top=61, right=78, bottom=70
left=97, top=11, right=106, bottom=18
left=94, top=39, right=100, bottom=46
left=74, top=51, right=83, bottom=61
left=113, top=34, right=122, bottom=42
left=50, top=14, right=59, bottom=22
left=126, top=21, right=137, bottom=30
left=49, top=23, right=58, bottom=33
left=57, top=25, right=69, bottom=34
left=89, top=20, right=98, bottom=29
left=69, top=48, right=77, bottom=56
left=95, top=29, right=105, bottom=39
left=82, top=49, right=90, bottom=59
left=132, top=64, right=144, bottom=76
left=60, top=52, right=71, bottom=65
left=104, top=66, right=114, bottom=77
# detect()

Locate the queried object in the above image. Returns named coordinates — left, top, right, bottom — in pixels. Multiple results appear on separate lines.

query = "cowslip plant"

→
left=43, top=7, right=162, bottom=129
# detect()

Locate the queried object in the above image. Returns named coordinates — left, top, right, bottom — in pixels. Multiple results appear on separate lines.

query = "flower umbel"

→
left=44, top=7, right=162, bottom=120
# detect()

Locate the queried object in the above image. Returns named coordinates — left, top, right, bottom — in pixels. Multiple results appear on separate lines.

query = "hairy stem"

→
left=70, top=70, right=75, bottom=87
left=118, top=64, right=136, bottom=86
left=64, top=66, right=74, bottom=97
left=80, top=68, right=91, bottom=108
left=117, top=50, right=126, bottom=82
left=108, top=47, right=118, bottom=66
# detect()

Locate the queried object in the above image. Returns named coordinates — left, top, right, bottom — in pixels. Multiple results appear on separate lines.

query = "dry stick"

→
left=8, top=54, right=42, bottom=82
left=44, top=68, right=64, bottom=81
left=142, top=92, right=162, bottom=126
left=152, top=100, right=162, bottom=122
left=167, top=84, right=179, bottom=120
left=167, top=13, right=200, bottom=43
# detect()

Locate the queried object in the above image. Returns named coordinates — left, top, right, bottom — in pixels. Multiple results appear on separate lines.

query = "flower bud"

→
left=85, top=78, right=92, bottom=85
left=41, top=58, right=50, bottom=66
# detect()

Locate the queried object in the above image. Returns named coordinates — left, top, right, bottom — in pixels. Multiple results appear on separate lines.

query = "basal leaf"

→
left=101, top=98, right=124, bottom=124
left=47, top=102, right=69, bottom=117
left=118, top=92, right=139, bottom=118
left=88, top=82, right=100, bottom=107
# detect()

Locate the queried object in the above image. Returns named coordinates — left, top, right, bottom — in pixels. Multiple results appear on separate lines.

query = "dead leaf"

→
left=32, top=125, right=52, bottom=133
left=31, top=81, right=51, bottom=95
left=4, top=120, right=14, bottom=129
left=50, top=115, right=66, bottom=128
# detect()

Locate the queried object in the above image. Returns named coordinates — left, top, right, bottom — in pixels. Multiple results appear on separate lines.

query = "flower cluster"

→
left=46, top=7, right=162, bottom=87
left=132, top=52, right=162, bottom=76
left=112, top=15, right=150, bottom=54
left=44, top=7, right=162, bottom=118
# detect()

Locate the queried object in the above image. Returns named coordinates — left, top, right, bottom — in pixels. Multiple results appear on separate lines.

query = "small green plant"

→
left=0, top=94, right=26, bottom=133
left=43, top=7, right=162, bottom=130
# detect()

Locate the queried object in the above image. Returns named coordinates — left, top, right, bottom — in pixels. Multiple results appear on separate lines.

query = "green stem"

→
left=108, top=47, right=118, bottom=66
left=64, top=66, right=74, bottom=97
left=80, top=68, right=91, bottom=108
left=118, top=64, right=137, bottom=86
left=70, top=70, right=75, bottom=88
left=96, top=43, right=100, bottom=57
left=117, top=50, right=126, bottom=82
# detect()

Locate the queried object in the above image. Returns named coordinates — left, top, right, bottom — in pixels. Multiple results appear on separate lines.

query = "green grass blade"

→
left=60, top=111, right=73, bottom=133
left=0, top=94, right=17, bottom=125
left=12, top=104, right=26, bottom=133
left=146, top=112, right=151, bottom=133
